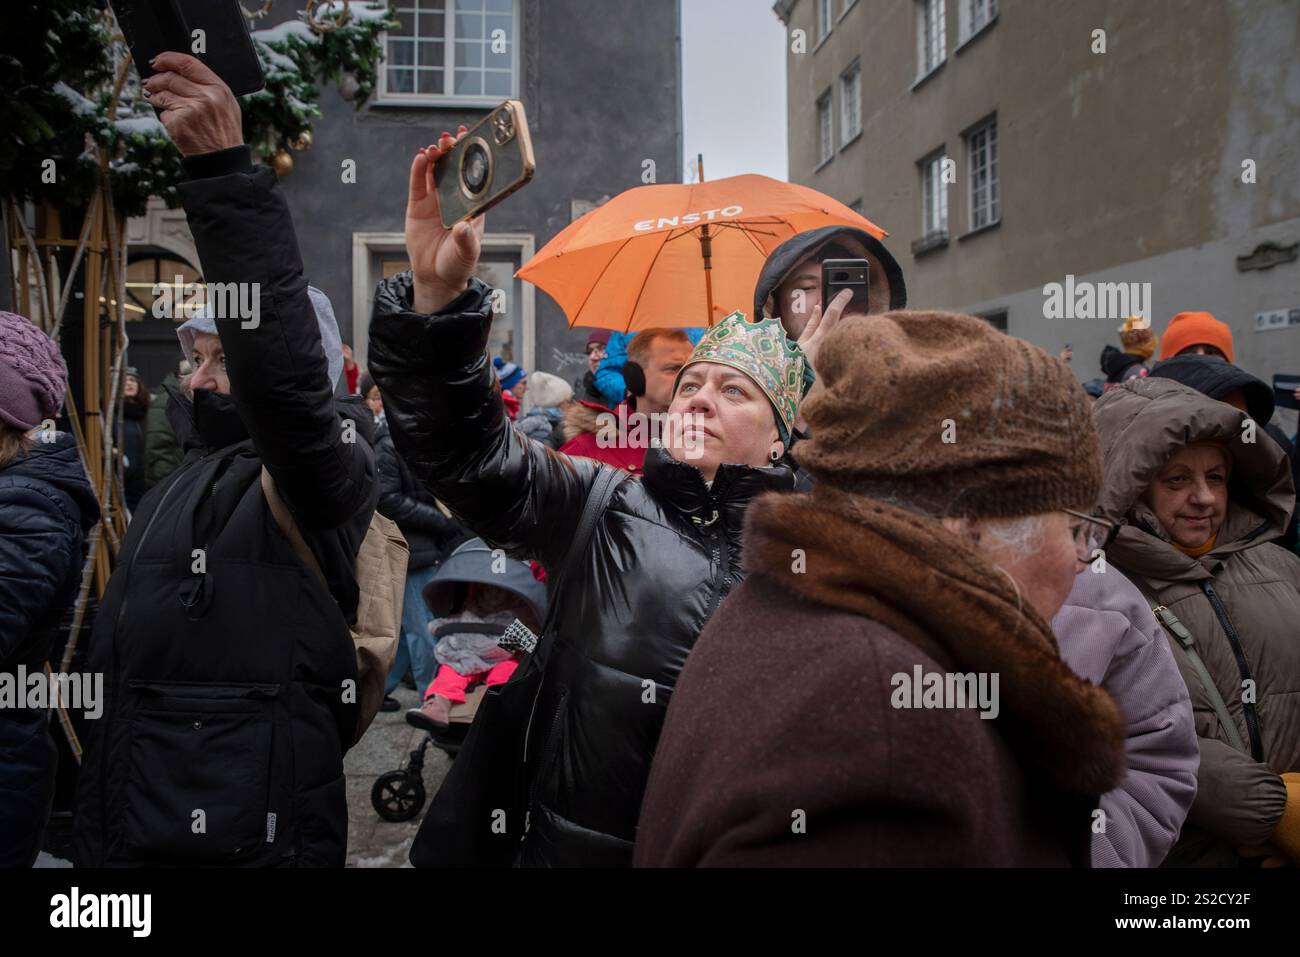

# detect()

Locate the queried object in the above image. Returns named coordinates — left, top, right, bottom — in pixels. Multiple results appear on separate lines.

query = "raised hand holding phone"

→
left=143, top=52, right=243, bottom=157
left=406, top=127, right=486, bottom=315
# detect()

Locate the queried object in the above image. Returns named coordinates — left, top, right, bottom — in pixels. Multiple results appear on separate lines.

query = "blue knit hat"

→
left=493, top=356, right=526, bottom=390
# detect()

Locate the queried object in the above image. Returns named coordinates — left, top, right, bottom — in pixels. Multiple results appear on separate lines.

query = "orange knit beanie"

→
left=1160, top=311, right=1234, bottom=362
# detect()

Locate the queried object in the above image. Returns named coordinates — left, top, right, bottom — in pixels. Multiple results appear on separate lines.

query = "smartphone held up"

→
left=434, top=100, right=536, bottom=227
left=110, top=0, right=265, bottom=96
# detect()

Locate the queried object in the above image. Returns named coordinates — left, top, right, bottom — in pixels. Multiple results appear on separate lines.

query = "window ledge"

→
left=370, top=96, right=505, bottom=110
left=911, top=231, right=949, bottom=257
left=955, top=14, right=999, bottom=55
left=813, top=29, right=832, bottom=54
left=958, top=218, right=1002, bottom=241
left=814, top=153, right=835, bottom=173
left=838, top=130, right=862, bottom=152
left=837, top=0, right=859, bottom=23
left=910, top=59, right=946, bottom=92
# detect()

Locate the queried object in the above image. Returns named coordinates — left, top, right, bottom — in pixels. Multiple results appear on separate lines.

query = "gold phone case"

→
left=436, top=100, right=536, bottom=227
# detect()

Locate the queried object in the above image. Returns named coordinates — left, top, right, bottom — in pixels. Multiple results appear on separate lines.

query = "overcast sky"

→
left=681, top=0, right=788, bottom=183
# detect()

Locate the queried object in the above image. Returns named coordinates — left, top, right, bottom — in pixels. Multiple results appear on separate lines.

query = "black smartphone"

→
left=110, top=0, right=265, bottom=97
left=821, top=258, right=870, bottom=316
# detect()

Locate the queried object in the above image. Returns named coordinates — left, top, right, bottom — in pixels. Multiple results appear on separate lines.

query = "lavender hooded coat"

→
left=1052, top=565, right=1199, bottom=867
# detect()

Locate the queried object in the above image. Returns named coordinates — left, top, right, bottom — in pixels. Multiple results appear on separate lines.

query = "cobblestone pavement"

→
left=345, top=685, right=453, bottom=868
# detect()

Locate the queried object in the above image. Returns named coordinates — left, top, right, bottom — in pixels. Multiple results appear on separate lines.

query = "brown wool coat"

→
left=634, top=494, right=1126, bottom=868
left=1093, top=378, right=1300, bottom=865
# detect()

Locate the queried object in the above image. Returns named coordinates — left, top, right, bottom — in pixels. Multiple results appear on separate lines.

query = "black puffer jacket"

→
left=369, top=274, right=796, bottom=867
left=374, top=419, right=467, bottom=569
left=0, top=432, right=99, bottom=867
left=73, top=148, right=376, bottom=867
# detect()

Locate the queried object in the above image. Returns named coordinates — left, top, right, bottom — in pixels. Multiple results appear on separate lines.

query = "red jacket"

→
left=558, top=401, right=647, bottom=476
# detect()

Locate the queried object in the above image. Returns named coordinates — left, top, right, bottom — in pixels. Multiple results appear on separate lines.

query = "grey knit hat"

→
left=0, top=311, right=67, bottom=431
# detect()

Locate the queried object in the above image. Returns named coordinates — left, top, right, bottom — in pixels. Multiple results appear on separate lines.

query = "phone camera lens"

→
left=462, top=143, right=489, bottom=195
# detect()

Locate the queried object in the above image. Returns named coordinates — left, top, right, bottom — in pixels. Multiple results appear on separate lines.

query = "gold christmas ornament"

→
left=337, top=72, right=360, bottom=101
left=291, top=130, right=313, bottom=151
left=271, top=148, right=294, bottom=176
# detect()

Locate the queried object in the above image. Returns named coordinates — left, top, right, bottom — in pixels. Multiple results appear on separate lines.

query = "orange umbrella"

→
left=516, top=173, right=889, bottom=332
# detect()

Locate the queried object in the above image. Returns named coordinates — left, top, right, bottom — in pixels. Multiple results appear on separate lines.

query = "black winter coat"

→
left=374, top=420, right=467, bottom=569
left=0, top=433, right=99, bottom=867
left=121, top=400, right=147, bottom=510
left=72, top=147, right=376, bottom=867
left=368, top=274, right=796, bottom=867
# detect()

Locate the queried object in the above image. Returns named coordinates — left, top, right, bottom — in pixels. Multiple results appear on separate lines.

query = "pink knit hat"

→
left=0, top=311, right=68, bottom=431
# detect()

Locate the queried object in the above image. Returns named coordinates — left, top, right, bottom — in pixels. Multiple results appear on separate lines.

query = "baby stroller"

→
left=370, top=538, right=547, bottom=823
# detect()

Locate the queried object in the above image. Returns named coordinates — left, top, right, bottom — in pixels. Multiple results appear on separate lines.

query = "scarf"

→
left=744, top=486, right=1126, bottom=797
left=1173, top=531, right=1218, bottom=558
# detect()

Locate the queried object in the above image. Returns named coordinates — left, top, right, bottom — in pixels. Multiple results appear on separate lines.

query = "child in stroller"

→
left=371, top=538, right=546, bottom=822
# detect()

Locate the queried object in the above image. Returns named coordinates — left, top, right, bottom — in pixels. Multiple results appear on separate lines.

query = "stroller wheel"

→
left=371, top=770, right=426, bottom=822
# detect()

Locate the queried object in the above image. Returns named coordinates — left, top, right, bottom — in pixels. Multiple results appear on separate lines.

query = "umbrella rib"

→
left=624, top=229, right=675, bottom=333
left=569, top=235, right=637, bottom=330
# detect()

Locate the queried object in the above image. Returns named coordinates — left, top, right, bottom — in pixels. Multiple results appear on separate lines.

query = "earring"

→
left=769, top=448, right=781, bottom=463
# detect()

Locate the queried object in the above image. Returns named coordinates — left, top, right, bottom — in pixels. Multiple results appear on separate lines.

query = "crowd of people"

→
left=2, top=52, right=1299, bottom=869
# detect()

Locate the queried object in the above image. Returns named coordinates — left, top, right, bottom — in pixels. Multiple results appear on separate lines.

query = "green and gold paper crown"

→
left=675, top=311, right=809, bottom=442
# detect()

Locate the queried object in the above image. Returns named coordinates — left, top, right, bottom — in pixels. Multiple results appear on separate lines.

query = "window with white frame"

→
left=840, top=63, right=861, bottom=145
left=378, top=0, right=518, bottom=105
left=970, top=0, right=996, bottom=34
left=817, top=92, right=833, bottom=165
left=966, top=117, right=999, bottom=230
left=920, top=150, right=948, bottom=239
left=959, top=0, right=997, bottom=42
left=816, top=0, right=833, bottom=41
left=916, top=0, right=946, bottom=76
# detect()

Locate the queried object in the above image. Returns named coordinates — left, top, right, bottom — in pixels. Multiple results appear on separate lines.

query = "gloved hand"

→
left=1271, top=772, right=1300, bottom=863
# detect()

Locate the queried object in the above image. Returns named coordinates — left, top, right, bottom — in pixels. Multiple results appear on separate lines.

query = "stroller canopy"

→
left=421, top=538, right=547, bottom=624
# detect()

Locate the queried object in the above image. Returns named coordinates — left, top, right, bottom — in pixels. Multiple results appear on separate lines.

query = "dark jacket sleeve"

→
left=367, top=272, right=598, bottom=567
left=175, top=147, right=373, bottom=529
left=0, top=483, right=77, bottom=664
left=375, top=430, right=460, bottom=539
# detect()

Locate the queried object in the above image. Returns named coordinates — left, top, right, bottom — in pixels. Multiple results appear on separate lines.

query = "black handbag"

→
left=409, top=466, right=622, bottom=867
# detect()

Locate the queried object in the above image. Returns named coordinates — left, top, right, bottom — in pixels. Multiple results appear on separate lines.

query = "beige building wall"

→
left=777, top=0, right=1300, bottom=393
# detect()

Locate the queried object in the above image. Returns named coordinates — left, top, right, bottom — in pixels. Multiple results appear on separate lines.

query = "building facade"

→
left=775, top=0, right=1300, bottom=392
left=121, top=0, right=683, bottom=387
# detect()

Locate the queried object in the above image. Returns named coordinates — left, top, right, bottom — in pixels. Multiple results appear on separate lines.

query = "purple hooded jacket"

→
left=1052, top=566, right=1199, bottom=867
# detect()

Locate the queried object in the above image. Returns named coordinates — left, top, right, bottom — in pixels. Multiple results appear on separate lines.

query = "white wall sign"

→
left=1255, top=308, right=1300, bottom=333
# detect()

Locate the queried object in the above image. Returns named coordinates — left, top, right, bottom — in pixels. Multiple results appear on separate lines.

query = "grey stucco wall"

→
left=272, top=0, right=682, bottom=385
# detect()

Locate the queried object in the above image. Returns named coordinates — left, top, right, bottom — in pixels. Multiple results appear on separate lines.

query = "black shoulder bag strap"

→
left=1152, top=603, right=1249, bottom=755
left=502, top=465, right=623, bottom=668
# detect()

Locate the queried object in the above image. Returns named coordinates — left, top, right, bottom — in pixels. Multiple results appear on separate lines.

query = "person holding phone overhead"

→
left=368, top=129, right=815, bottom=867
left=73, top=53, right=379, bottom=867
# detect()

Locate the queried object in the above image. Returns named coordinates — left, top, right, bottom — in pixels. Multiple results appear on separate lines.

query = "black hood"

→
left=0, top=432, right=100, bottom=533
left=1100, top=345, right=1146, bottom=382
left=753, top=225, right=907, bottom=320
left=1149, top=354, right=1275, bottom=424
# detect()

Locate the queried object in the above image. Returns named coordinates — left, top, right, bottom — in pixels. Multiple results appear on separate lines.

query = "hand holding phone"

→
left=144, top=52, right=243, bottom=156
left=821, top=258, right=870, bottom=318
left=406, top=127, right=486, bottom=315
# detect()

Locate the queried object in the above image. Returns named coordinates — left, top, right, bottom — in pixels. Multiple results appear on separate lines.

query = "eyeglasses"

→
left=1062, top=508, right=1118, bottom=563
